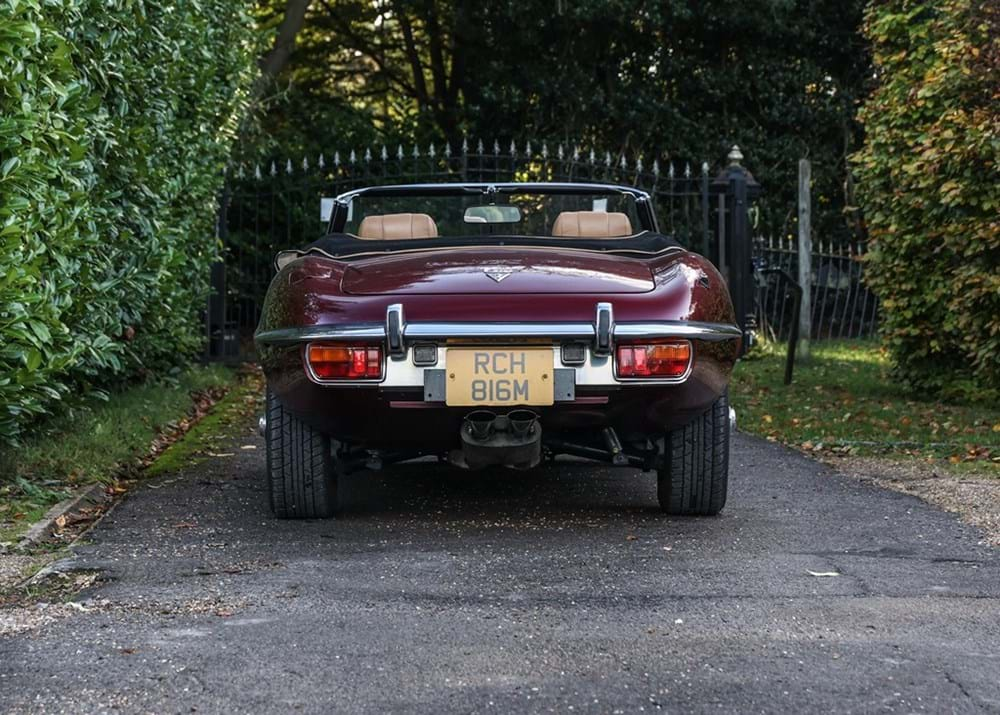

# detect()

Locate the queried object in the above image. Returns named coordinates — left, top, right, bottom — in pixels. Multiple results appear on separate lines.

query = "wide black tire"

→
left=657, top=390, right=730, bottom=516
left=265, top=390, right=338, bottom=519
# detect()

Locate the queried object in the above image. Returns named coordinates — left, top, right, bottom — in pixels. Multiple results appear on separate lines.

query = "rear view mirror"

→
left=464, top=205, right=522, bottom=224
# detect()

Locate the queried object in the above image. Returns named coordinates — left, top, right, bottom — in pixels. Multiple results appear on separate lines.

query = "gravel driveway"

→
left=1, top=427, right=998, bottom=713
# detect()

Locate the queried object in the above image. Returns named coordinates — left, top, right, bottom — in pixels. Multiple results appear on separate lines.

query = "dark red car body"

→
left=256, top=184, right=740, bottom=459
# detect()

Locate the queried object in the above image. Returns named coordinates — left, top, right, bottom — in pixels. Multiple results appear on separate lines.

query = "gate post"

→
left=712, top=145, right=761, bottom=354
left=797, top=158, right=812, bottom=359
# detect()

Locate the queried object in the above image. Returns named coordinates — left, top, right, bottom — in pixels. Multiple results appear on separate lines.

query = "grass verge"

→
left=731, top=340, right=999, bottom=475
left=0, top=365, right=235, bottom=543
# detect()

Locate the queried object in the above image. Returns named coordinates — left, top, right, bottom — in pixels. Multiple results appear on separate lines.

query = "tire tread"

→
left=658, top=390, right=729, bottom=516
left=265, top=390, right=336, bottom=519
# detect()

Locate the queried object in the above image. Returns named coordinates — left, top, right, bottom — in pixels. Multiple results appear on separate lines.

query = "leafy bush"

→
left=853, top=0, right=999, bottom=394
left=0, top=0, right=257, bottom=442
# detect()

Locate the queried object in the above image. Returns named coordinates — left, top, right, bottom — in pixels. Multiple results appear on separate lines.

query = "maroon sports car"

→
left=255, top=183, right=741, bottom=518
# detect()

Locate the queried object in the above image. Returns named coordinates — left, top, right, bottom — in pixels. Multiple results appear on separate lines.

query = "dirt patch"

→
left=830, top=456, right=1000, bottom=546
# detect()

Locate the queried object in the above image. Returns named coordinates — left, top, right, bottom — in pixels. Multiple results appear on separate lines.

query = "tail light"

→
left=616, top=340, right=691, bottom=379
left=306, top=344, right=383, bottom=380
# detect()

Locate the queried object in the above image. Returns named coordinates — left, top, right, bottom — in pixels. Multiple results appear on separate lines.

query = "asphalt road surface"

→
left=2, top=428, right=999, bottom=714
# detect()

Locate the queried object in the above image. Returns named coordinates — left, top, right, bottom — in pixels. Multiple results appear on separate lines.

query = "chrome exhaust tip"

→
left=258, top=416, right=267, bottom=436
left=728, top=406, right=737, bottom=434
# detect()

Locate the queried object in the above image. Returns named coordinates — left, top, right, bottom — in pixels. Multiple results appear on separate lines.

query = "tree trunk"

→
left=257, top=0, right=313, bottom=94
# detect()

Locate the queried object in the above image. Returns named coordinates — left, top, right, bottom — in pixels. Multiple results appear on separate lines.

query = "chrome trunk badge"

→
left=484, top=269, right=514, bottom=283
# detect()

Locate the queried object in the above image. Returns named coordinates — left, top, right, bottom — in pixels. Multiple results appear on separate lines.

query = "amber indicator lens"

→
left=307, top=344, right=383, bottom=379
left=616, top=340, right=691, bottom=378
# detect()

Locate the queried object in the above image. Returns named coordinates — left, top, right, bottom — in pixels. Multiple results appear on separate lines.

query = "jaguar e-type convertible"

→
left=255, top=183, right=742, bottom=519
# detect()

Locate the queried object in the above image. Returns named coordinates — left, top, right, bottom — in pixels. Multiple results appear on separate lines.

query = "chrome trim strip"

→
left=255, top=325, right=386, bottom=345
left=404, top=323, right=595, bottom=340
left=614, top=321, right=742, bottom=342
left=255, top=320, right=741, bottom=346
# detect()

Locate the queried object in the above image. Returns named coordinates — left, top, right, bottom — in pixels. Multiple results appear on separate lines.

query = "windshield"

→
left=340, top=189, right=643, bottom=239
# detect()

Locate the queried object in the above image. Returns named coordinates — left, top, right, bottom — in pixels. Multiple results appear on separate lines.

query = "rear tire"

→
left=657, top=390, right=730, bottom=516
left=265, top=390, right=338, bottom=519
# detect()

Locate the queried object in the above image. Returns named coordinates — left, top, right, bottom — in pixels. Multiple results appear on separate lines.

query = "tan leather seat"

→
left=551, top=211, right=633, bottom=238
left=356, top=213, right=439, bottom=240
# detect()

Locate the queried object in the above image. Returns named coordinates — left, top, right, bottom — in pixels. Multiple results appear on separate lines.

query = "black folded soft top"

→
left=294, top=231, right=683, bottom=261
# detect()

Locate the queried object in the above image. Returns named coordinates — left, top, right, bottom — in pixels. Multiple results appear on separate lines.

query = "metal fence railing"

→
left=755, top=234, right=878, bottom=341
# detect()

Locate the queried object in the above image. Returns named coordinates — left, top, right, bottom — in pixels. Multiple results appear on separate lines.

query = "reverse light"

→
left=307, top=344, right=383, bottom=380
left=616, top=340, right=692, bottom=379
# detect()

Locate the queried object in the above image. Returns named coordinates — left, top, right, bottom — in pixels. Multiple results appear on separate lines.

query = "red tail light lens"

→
left=616, top=340, right=691, bottom=378
left=307, top=344, right=383, bottom=380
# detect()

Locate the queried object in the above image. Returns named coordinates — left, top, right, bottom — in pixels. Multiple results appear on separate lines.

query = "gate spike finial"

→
left=652, top=159, right=660, bottom=176
left=254, top=164, right=261, bottom=180
left=541, top=142, right=549, bottom=159
left=510, top=139, right=517, bottom=155
left=303, top=156, right=310, bottom=172
left=589, top=148, right=595, bottom=164
left=412, top=144, right=420, bottom=159
left=477, top=138, right=484, bottom=153
left=572, top=145, right=580, bottom=161
left=462, top=136, right=469, bottom=153
left=684, top=162, right=691, bottom=178
left=444, top=142, right=452, bottom=157
left=557, top=144, right=564, bottom=160
left=619, top=155, right=627, bottom=170
left=701, top=161, right=709, bottom=176
left=396, top=144, right=404, bottom=160
left=728, top=144, right=744, bottom=166
left=526, top=140, right=533, bottom=157
left=636, top=156, right=643, bottom=173
left=364, top=147, right=372, bottom=162
left=668, top=162, right=675, bottom=179
left=270, top=161, right=277, bottom=177
left=286, top=159, right=293, bottom=175
left=380, top=145, right=388, bottom=161
left=493, top=139, right=500, bottom=155
left=428, top=143, right=436, bottom=158
left=605, top=151, right=612, bottom=167
left=349, top=150, right=357, bottom=164
left=318, top=153, right=325, bottom=170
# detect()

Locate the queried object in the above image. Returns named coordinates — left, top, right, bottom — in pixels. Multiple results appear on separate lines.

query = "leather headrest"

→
left=357, top=213, right=439, bottom=240
left=551, top=211, right=633, bottom=238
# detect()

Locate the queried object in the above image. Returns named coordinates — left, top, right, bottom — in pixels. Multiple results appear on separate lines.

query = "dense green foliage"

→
left=853, top=0, right=999, bottom=394
left=251, top=0, right=870, bottom=239
left=0, top=0, right=258, bottom=442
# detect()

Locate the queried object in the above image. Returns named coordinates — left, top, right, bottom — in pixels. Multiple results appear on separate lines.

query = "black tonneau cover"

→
left=295, top=231, right=684, bottom=261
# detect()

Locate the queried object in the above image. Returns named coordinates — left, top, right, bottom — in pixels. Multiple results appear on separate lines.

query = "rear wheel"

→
left=657, top=390, right=730, bottom=516
left=265, top=390, right=338, bottom=519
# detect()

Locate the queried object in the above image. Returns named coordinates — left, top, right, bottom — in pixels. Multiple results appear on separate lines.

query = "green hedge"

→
left=853, top=0, right=999, bottom=395
left=0, top=0, right=257, bottom=442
